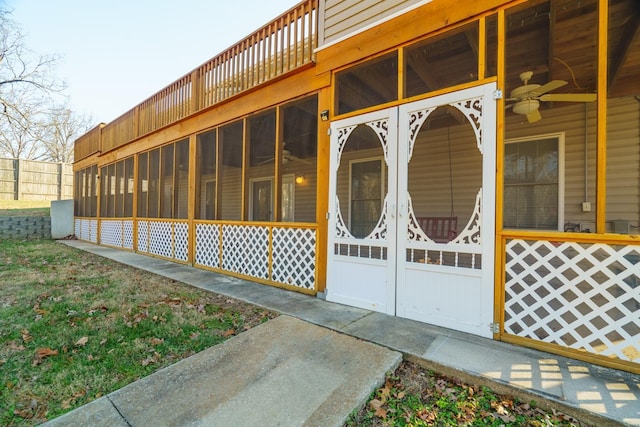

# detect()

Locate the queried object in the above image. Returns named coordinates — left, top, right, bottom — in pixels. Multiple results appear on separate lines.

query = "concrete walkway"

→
left=45, top=240, right=639, bottom=426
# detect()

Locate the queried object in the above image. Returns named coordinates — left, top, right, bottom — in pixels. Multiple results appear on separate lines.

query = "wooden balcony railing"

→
left=84, top=0, right=317, bottom=161
left=74, top=123, right=104, bottom=161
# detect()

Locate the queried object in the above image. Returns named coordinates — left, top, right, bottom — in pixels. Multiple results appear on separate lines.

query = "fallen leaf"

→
left=222, top=329, right=235, bottom=337
left=9, top=341, right=25, bottom=351
left=21, top=329, right=33, bottom=343
left=379, top=385, right=391, bottom=401
left=14, top=409, right=33, bottom=419
left=150, top=338, right=164, bottom=346
left=141, top=357, right=155, bottom=367
left=374, top=406, right=387, bottom=419
left=36, top=348, right=58, bottom=358
left=190, top=332, right=200, bottom=340
left=88, top=305, right=108, bottom=315
left=369, top=399, right=384, bottom=410
left=417, top=409, right=436, bottom=422
left=75, top=336, right=89, bottom=346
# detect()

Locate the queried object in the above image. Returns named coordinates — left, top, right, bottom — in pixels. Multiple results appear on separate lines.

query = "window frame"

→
left=504, top=132, right=565, bottom=231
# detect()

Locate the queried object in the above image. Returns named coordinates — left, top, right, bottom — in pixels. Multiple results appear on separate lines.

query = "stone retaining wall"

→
left=0, top=216, right=51, bottom=239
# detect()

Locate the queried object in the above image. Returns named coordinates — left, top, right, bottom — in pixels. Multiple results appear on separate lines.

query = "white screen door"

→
left=327, top=83, right=496, bottom=338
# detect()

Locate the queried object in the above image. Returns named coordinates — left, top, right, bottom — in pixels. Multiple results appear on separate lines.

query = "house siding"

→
left=321, top=0, right=427, bottom=45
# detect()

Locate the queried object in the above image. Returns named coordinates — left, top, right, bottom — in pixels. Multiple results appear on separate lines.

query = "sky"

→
left=6, top=0, right=299, bottom=125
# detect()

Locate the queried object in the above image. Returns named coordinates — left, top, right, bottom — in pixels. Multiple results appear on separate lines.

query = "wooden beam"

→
left=316, top=0, right=515, bottom=74
left=608, top=5, right=640, bottom=91
left=596, top=0, right=608, bottom=234
left=405, top=54, right=441, bottom=92
left=547, top=0, right=556, bottom=81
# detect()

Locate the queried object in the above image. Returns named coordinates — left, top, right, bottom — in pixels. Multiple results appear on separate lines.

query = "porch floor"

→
left=47, top=241, right=639, bottom=427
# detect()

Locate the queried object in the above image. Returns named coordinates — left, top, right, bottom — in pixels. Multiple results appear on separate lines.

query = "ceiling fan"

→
left=506, top=71, right=597, bottom=123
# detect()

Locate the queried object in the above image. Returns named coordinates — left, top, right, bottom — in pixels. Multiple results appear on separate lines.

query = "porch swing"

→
left=416, top=123, right=458, bottom=243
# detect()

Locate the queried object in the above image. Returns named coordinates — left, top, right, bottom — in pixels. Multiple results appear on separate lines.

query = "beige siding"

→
left=505, top=97, right=639, bottom=233
left=408, top=122, right=482, bottom=235
left=334, top=121, right=481, bottom=237
left=321, top=0, right=426, bottom=46
left=506, top=103, right=597, bottom=230
left=283, top=160, right=318, bottom=222
left=220, top=167, right=242, bottom=220
left=606, top=97, right=640, bottom=231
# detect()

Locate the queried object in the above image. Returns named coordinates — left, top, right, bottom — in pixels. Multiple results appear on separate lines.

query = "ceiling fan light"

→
left=513, top=99, right=540, bottom=115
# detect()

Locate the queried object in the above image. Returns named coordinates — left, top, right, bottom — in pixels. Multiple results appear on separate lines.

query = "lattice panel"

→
left=89, top=220, right=98, bottom=243
left=195, top=223, right=221, bottom=268
left=149, top=221, right=173, bottom=259
left=505, top=239, right=640, bottom=362
left=137, top=221, right=149, bottom=253
left=174, top=222, right=189, bottom=261
left=222, top=224, right=269, bottom=279
left=100, top=220, right=123, bottom=248
left=272, top=227, right=316, bottom=289
left=123, top=220, right=134, bottom=249
left=74, top=219, right=81, bottom=239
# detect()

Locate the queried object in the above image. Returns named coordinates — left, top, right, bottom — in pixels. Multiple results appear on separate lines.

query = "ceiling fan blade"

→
left=286, top=154, right=311, bottom=165
left=539, top=93, right=597, bottom=102
left=530, top=80, right=567, bottom=96
left=257, top=157, right=275, bottom=165
left=526, top=109, right=542, bottom=123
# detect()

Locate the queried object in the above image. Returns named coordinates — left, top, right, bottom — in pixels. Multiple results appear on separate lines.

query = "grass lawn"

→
left=346, top=362, right=589, bottom=426
left=0, top=200, right=50, bottom=217
left=0, top=239, right=276, bottom=426
left=1, top=238, right=592, bottom=427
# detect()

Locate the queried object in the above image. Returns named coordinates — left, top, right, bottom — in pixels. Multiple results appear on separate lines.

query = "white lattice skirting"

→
left=222, top=224, right=270, bottom=279
left=75, top=219, right=98, bottom=243
left=272, top=227, right=316, bottom=289
left=505, top=239, right=640, bottom=362
left=195, top=223, right=221, bottom=269
left=194, top=223, right=316, bottom=290
left=100, top=220, right=135, bottom=249
left=137, top=220, right=189, bottom=262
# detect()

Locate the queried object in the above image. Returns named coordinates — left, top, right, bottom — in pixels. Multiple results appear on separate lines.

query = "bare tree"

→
left=40, top=106, right=93, bottom=163
left=0, top=87, right=47, bottom=159
left=0, top=9, right=65, bottom=159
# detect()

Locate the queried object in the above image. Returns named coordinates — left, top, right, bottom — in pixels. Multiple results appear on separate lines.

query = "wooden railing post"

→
left=191, top=70, right=200, bottom=114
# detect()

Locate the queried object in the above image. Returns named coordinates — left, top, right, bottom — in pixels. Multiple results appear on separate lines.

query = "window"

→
left=504, top=135, right=564, bottom=230
left=281, top=174, right=295, bottom=222
left=137, top=152, right=149, bottom=218
left=249, top=178, right=273, bottom=221
left=350, top=158, right=384, bottom=238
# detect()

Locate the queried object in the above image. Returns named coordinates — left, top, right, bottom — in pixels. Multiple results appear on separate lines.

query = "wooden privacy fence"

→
left=0, top=158, right=73, bottom=201
left=77, top=0, right=318, bottom=158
